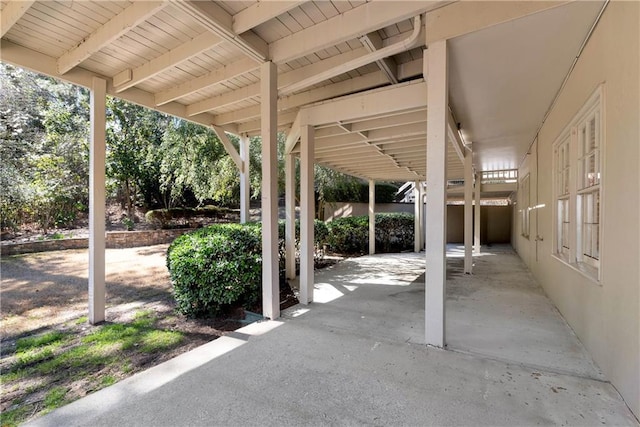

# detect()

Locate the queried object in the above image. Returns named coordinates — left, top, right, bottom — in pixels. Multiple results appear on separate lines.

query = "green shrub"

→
left=167, top=223, right=262, bottom=318
left=374, top=212, right=415, bottom=252
left=277, top=219, right=329, bottom=249
left=167, top=220, right=331, bottom=318
left=326, top=216, right=369, bottom=254
left=326, top=213, right=415, bottom=254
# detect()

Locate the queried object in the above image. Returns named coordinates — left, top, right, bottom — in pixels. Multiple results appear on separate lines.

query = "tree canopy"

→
left=1, top=63, right=391, bottom=232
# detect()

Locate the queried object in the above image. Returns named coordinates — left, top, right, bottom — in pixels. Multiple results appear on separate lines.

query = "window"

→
left=555, top=135, right=571, bottom=256
left=520, top=173, right=530, bottom=238
left=552, top=86, right=603, bottom=280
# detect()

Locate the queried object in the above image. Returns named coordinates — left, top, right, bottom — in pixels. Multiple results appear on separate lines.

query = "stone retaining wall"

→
left=1, top=229, right=195, bottom=256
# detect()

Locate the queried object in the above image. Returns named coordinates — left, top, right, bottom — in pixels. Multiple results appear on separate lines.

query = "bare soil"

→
left=0, top=245, right=246, bottom=424
left=0, top=244, right=241, bottom=340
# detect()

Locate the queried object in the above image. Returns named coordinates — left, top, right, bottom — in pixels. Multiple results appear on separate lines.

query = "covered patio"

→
left=27, top=247, right=636, bottom=426
left=3, top=0, right=638, bottom=419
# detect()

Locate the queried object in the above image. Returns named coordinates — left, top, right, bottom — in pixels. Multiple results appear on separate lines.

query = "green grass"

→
left=16, top=331, right=68, bottom=352
left=12, top=331, right=72, bottom=371
left=1, top=309, right=186, bottom=426
left=43, top=386, right=67, bottom=411
left=74, top=316, right=88, bottom=325
left=0, top=405, right=30, bottom=427
left=100, top=375, right=116, bottom=387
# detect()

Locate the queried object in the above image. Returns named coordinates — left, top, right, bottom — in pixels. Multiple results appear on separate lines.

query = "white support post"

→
left=474, top=172, right=481, bottom=254
left=369, top=180, right=375, bottom=255
left=414, top=181, right=421, bottom=253
left=89, top=77, right=106, bottom=325
left=464, top=151, right=473, bottom=274
left=285, top=153, right=296, bottom=280
left=300, top=125, right=315, bottom=304
left=424, top=42, right=447, bottom=348
left=239, top=134, right=250, bottom=224
left=421, top=186, right=426, bottom=250
left=260, top=61, right=279, bottom=320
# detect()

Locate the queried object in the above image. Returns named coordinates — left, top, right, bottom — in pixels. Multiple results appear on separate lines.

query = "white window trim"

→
left=519, top=173, right=531, bottom=239
left=551, top=84, right=604, bottom=283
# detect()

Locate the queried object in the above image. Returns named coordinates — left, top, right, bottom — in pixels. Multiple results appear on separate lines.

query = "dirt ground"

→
left=0, top=244, right=240, bottom=347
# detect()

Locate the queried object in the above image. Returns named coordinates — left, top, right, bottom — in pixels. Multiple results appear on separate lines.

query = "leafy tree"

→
left=106, top=98, right=169, bottom=216
left=0, top=64, right=90, bottom=231
left=159, top=119, right=228, bottom=206
left=0, top=64, right=46, bottom=229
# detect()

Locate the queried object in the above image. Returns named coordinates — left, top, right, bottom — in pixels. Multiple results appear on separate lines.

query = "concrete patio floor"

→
left=29, top=246, right=638, bottom=426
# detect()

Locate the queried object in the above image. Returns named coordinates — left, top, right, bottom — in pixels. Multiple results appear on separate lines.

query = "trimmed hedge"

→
left=167, top=220, right=329, bottom=318
left=167, top=223, right=262, bottom=318
left=166, top=214, right=413, bottom=318
left=326, top=212, right=415, bottom=254
left=277, top=218, right=329, bottom=251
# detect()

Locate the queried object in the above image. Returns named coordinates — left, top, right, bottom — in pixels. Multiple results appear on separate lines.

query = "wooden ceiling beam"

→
left=213, top=71, right=389, bottom=125
left=185, top=47, right=369, bottom=115
left=300, top=81, right=427, bottom=126
left=57, top=1, right=166, bottom=74
left=1, top=40, right=225, bottom=133
left=114, top=32, right=223, bottom=93
left=171, top=0, right=267, bottom=62
left=1, top=0, right=35, bottom=38
left=233, top=1, right=306, bottom=34
left=269, top=1, right=442, bottom=63
left=155, top=57, right=257, bottom=106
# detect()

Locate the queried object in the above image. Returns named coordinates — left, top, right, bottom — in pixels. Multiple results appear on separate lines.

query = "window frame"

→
left=519, top=173, right=531, bottom=239
left=551, top=85, right=604, bottom=282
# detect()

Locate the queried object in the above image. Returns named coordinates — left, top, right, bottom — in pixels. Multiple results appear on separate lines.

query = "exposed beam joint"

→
left=233, top=1, right=306, bottom=34
left=285, top=112, right=302, bottom=155
left=447, top=108, right=466, bottom=163
left=1, top=0, right=35, bottom=38
left=57, top=1, right=166, bottom=74
left=171, top=0, right=267, bottom=62
left=279, top=16, right=420, bottom=96
left=1, top=40, right=219, bottom=132
left=270, top=1, right=440, bottom=63
left=359, top=31, right=398, bottom=84
left=213, top=70, right=391, bottom=125
left=114, top=32, right=223, bottom=93
left=239, top=111, right=298, bottom=136
left=186, top=47, right=369, bottom=115
left=211, top=126, right=243, bottom=171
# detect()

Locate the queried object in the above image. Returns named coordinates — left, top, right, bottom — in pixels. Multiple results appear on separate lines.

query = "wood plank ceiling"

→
left=1, top=0, right=463, bottom=182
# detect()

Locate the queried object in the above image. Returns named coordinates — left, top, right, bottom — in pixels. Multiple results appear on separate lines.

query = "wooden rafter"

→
left=57, top=1, right=166, bottom=74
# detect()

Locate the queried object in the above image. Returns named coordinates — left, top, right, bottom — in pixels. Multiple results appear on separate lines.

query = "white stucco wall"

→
left=513, top=2, right=639, bottom=417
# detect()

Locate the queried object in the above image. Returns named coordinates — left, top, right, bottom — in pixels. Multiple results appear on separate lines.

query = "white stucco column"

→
left=369, top=179, right=375, bottom=255
left=284, top=153, right=296, bottom=280
left=424, top=42, right=447, bottom=348
left=260, top=61, right=279, bottom=320
left=300, top=125, right=315, bottom=304
left=464, top=150, right=473, bottom=274
left=239, top=134, right=250, bottom=224
left=474, top=172, right=481, bottom=254
left=414, top=181, right=421, bottom=253
left=89, top=77, right=106, bottom=325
